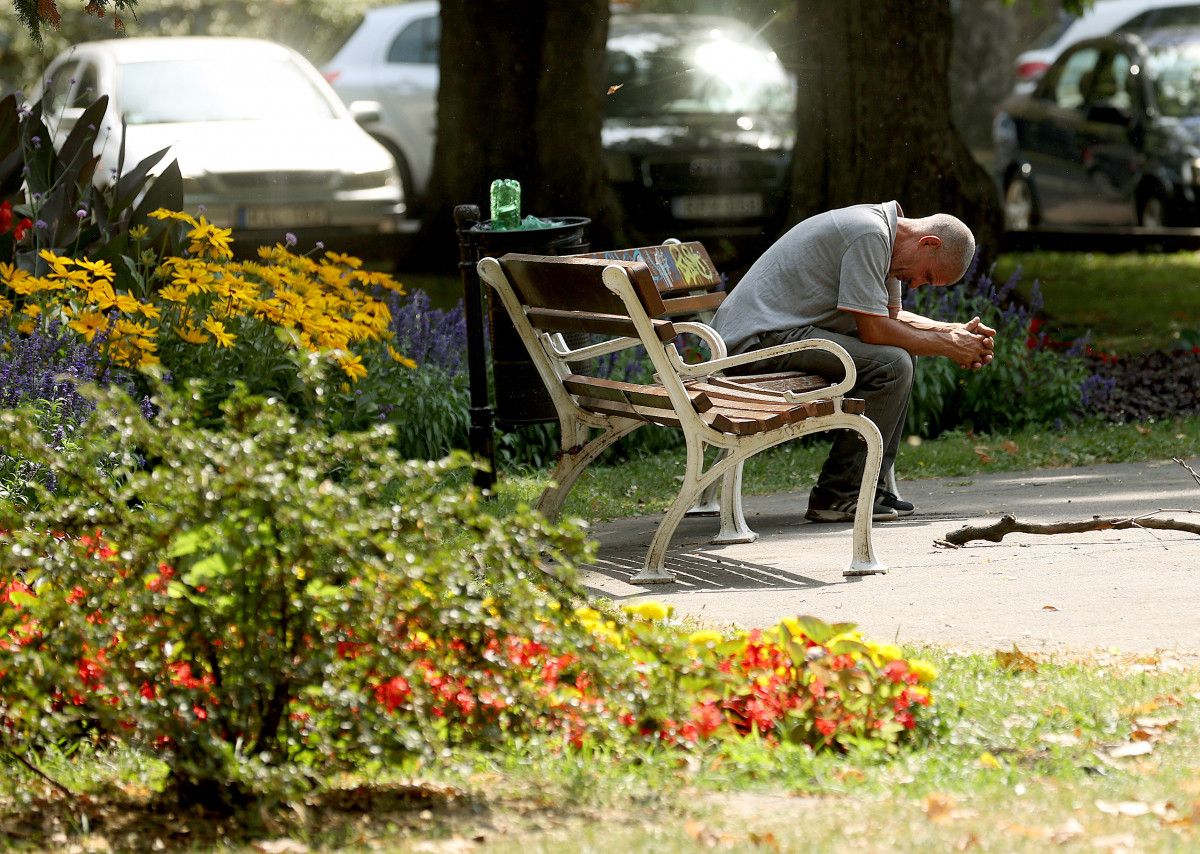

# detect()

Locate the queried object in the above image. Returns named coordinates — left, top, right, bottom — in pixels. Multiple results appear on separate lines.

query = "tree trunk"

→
left=418, top=0, right=623, bottom=267
left=789, top=0, right=1001, bottom=264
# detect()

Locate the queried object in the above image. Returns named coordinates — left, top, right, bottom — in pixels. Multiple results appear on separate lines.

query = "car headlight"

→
left=343, top=167, right=398, bottom=191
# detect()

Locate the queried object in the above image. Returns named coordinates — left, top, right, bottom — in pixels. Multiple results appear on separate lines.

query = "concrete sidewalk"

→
left=578, top=460, right=1200, bottom=656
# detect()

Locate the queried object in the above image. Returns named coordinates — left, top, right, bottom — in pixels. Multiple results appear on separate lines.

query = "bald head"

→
left=908, top=213, right=976, bottom=282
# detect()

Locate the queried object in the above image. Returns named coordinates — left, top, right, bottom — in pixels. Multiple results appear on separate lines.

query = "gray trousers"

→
left=731, top=326, right=914, bottom=501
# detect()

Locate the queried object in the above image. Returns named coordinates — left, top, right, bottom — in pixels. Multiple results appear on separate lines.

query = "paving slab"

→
left=578, top=460, right=1200, bottom=656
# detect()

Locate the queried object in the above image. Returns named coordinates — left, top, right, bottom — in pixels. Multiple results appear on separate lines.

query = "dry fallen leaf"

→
left=1092, top=832, right=1137, bottom=851
left=251, top=841, right=310, bottom=854
left=953, top=833, right=978, bottom=851
left=1109, top=741, right=1154, bottom=758
left=924, top=792, right=957, bottom=823
left=995, top=645, right=1038, bottom=673
left=1002, top=822, right=1047, bottom=838
left=974, top=446, right=994, bottom=464
left=607, top=83, right=624, bottom=94
left=1096, top=799, right=1151, bottom=817
left=1001, top=439, right=1019, bottom=454
left=1049, top=817, right=1085, bottom=843
left=1134, top=424, right=1151, bottom=435
left=1042, top=605, right=1059, bottom=611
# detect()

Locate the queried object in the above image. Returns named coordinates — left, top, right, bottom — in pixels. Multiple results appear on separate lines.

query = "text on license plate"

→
left=672, top=194, right=763, bottom=220
left=236, top=205, right=330, bottom=229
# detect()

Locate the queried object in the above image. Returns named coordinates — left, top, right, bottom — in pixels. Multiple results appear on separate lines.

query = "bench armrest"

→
left=669, top=337, right=857, bottom=401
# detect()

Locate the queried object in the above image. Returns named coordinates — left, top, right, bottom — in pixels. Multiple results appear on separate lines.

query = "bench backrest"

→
left=497, top=253, right=680, bottom=344
left=570, top=241, right=726, bottom=318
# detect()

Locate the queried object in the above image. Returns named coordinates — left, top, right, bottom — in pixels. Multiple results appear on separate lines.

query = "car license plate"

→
left=672, top=194, right=763, bottom=219
left=236, top=205, right=330, bottom=229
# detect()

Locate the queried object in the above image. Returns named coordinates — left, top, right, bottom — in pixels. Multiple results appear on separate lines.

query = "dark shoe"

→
left=877, top=489, right=915, bottom=517
left=805, top=494, right=899, bottom=523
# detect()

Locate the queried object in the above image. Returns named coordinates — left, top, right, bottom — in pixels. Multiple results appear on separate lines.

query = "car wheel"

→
left=1003, top=174, right=1037, bottom=232
left=372, top=135, right=419, bottom=219
left=1138, top=192, right=1168, bottom=229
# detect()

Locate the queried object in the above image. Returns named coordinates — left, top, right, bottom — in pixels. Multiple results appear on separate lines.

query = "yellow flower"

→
left=337, top=352, right=368, bottom=382
left=158, top=285, right=190, bottom=303
left=21, top=303, right=40, bottom=318
left=137, top=301, right=162, bottom=320
left=148, top=208, right=199, bottom=228
left=909, top=659, right=938, bottom=684
left=323, top=251, right=363, bottom=269
left=201, top=316, right=236, bottom=348
left=625, top=601, right=670, bottom=621
left=687, top=630, right=723, bottom=647
left=137, top=351, right=160, bottom=368
left=0, top=262, right=32, bottom=291
left=16, top=319, right=34, bottom=334
left=386, top=345, right=417, bottom=369
left=129, top=225, right=149, bottom=240
left=176, top=323, right=209, bottom=345
left=173, top=264, right=215, bottom=295
left=85, top=280, right=117, bottom=310
left=111, top=293, right=140, bottom=314
left=0, top=296, right=12, bottom=318
left=68, top=310, right=109, bottom=342
left=75, top=258, right=115, bottom=281
left=186, top=216, right=234, bottom=260
left=4, top=271, right=43, bottom=296
left=37, top=249, right=70, bottom=276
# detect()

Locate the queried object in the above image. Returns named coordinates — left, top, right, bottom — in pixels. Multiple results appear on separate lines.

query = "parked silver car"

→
left=33, top=37, right=405, bottom=253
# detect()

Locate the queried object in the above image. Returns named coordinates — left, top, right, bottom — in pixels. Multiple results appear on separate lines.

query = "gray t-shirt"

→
left=712, top=201, right=900, bottom=354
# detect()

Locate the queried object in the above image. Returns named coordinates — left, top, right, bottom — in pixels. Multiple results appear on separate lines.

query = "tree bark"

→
left=418, top=0, right=623, bottom=267
left=788, top=0, right=1002, bottom=264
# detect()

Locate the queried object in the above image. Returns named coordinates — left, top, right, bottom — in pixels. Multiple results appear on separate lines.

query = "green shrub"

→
left=0, top=379, right=602, bottom=802
left=904, top=266, right=1090, bottom=437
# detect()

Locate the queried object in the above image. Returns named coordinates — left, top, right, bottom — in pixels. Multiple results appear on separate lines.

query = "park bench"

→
left=476, top=241, right=888, bottom=583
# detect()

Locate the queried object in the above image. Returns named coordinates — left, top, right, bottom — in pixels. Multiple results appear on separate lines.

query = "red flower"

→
left=881, top=659, right=909, bottom=684
left=815, top=717, right=837, bottom=737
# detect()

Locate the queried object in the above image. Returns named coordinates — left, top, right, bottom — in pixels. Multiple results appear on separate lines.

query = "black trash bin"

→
left=469, top=217, right=591, bottom=427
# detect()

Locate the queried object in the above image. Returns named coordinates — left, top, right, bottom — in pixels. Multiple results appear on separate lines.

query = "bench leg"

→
left=846, top=418, right=888, bottom=577
left=711, top=459, right=757, bottom=545
left=537, top=418, right=641, bottom=522
left=631, top=436, right=719, bottom=583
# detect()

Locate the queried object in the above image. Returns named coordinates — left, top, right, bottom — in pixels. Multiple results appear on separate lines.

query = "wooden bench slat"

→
left=571, top=242, right=723, bottom=297
left=660, top=293, right=725, bottom=317
left=500, top=254, right=667, bottom=317
left=564, top=375, right=712, bottom=412
left=716, top=373, right=832, bottom=395
left=526, top=307, right=677, bottom=342
left=574, top=396, right=683, bottom=428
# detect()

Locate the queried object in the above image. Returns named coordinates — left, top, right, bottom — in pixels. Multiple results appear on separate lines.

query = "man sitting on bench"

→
left=712, top=201, right=996, bottom=523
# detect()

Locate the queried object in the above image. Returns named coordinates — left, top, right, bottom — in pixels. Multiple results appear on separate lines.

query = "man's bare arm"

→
left=853, top=311, right=995, bottom=370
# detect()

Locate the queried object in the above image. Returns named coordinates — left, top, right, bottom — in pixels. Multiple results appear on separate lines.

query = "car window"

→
left=44, top=61, right=80, bottom=113
left=605, top=24, right=793, bottom=117
left=119, top=57, right=337, bottom=124
left=386, top=16, right=440, bottom=64
left=70, top=63, right=99, bottom=109
left=1123, top=5, right=1200, bottom=29
left=1090, top=51, right=1134, bottom=110
left=1045, top=46, right=1102, bottom=109
left=1148, top=39, right=1200, bottom=117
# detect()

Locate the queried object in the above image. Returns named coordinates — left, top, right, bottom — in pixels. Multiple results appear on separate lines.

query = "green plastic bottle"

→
left=489, top=179, right=521, bottom=230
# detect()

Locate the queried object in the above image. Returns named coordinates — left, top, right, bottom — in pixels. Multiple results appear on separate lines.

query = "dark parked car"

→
left=325, top=6, right=796, bottom=241
left=994, top=27, right=1200, bottom=230
left=602, top=14, right=796, bottom=243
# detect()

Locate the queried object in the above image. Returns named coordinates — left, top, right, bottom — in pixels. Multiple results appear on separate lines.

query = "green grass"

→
left=493, top=417, right=1200, bottom=521
left=993, top=251, right=1200, bottom=354
left=4, top=647, right=1197, bottom=852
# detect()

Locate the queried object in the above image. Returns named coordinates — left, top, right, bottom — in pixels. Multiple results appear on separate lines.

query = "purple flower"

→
left=285, top=232, right=297, bottom=247
left=387, top=289, right=468, bottom=376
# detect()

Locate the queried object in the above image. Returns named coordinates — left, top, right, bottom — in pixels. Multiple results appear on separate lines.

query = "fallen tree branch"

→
left=943, top=512, right=1200, bottom=546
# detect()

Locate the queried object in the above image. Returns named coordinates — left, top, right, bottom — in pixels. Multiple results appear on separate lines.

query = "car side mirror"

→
left=349, top=100, right=382, bottom=126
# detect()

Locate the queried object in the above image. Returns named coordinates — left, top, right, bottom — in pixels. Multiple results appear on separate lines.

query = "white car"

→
left=33, top=37, right=405, bottom=253
left=323, top=1, right=439, bottom=215
left=1013, top=0, right=1200, bottom=92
